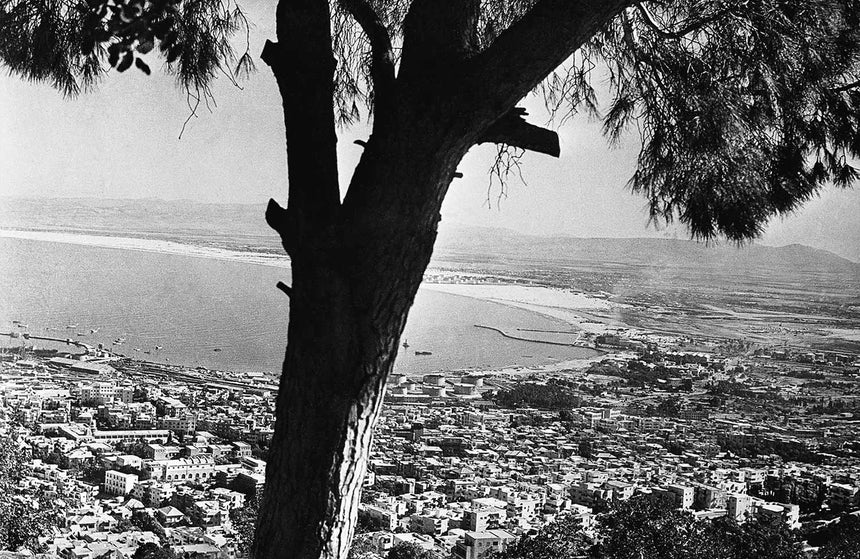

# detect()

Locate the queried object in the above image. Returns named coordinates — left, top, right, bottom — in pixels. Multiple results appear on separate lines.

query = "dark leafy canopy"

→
left=492, top=497, right=807, bottom=559
left=494, top=382, right=582, bottom=409
left=814, top=515, right=860, bottom=559
left=0, top=0, right=253, bottom=98
left=0, top=437, right=61, bottom=552
left=132, top=542, right=178, bottom=559
left=603, top=1, right=860, bottom=240
left=493, top=513, right=589, bottom=559
left=386, top=542, right=434, bottom=559
left=2, top=0, right=859, bottom=241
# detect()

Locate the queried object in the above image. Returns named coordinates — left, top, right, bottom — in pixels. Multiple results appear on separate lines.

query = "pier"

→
left=474, top=324, right=596, bottom=349
left=0, top=331, right=95, bottom=352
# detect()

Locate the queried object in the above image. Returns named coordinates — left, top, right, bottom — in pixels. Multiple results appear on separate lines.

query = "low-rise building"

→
left=103, top=470, right=138, bottom=496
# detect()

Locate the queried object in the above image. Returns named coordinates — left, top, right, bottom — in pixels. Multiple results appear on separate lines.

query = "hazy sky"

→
left=1, top=0, right=858, bottom=261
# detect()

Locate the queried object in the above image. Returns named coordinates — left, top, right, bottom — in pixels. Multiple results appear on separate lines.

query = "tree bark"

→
left=254, top=107, right=469, bottom=559
left=252, top=1, right=632, bottom=557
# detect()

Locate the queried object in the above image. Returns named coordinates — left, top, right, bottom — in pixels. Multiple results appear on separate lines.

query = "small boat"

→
left=76, top=332, right=86, bottom=336
left=415, top=350, right=432, bottom=356
left=90, top=328, right=99, bottom=333
left=66, top=324, right=78, bottom=329
left=213, top=348, right=222, bottom=352
left=154, top=345, right=163, bottom=350
left=16, top=324, right=29, bottom=329
left=133, top=347, right=141, bottom=352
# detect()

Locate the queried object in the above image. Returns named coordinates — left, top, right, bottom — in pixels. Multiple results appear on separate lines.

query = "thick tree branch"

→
left=466, top=0, right=632, bottom=118
left=479, top=107, right=560, bottom=157
left=399, top=0, right=480, bottom=80
left=263, top=0, right=341, bottom=229
left=338, top=0, right=395, bottom=104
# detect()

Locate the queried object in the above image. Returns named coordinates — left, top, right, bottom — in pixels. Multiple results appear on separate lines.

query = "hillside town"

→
left=1, top=325, right=859, bottom=558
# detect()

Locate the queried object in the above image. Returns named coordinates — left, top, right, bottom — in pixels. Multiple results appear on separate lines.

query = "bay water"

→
left=0, top=237, right=597, bottom=375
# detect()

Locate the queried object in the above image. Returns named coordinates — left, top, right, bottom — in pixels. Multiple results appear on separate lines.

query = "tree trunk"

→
left=254, top=121, right=468, bottom=558
left=251, top=0, right=631, bottom=555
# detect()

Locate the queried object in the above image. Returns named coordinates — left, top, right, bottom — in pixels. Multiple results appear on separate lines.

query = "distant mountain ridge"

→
left=434, top=224, right=860, bottom=274
left=2, top=197, right=857, bottom=275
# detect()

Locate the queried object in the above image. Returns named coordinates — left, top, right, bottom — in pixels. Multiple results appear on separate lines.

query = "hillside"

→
left=434, top=224, right=859, bottom=274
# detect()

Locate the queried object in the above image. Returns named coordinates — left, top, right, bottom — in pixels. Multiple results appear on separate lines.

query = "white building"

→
left=104, top=470, right=138, bottom=496
left=145, top=456, right=216, bottom=483
left=727, top=493, right=751, bottom=522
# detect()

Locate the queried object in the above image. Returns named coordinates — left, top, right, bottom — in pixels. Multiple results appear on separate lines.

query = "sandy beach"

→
left=423, top=282, right=626, bottom=334
left=0, top=229, right=290, bottom=269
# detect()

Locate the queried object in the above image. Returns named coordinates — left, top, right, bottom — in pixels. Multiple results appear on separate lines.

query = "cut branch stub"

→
left=265, top=198, right=296, bottom=255
left=260, top=39, right=281, bottom=68
left=479, top=107, right=561, bottom=157
left=276, top=281, right=293, bottom=297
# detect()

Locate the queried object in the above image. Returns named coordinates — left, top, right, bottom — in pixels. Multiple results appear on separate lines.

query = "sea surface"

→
left=0, top=237, right=598, bottom=375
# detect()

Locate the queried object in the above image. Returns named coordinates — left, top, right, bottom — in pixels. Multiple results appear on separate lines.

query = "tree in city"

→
left=578, top=439, right=594, bottom=459
left=230, top=495, right=260, bottom=558
left=0, top=438, right=60, bottom=552
left=132, top=542, right=178, bottom=559
left=347, top=533, right=380, bottom=559
left=656, top=395, right=683, bottom=418
left=809, top=514, right=860, bottom=559
left=492, top=512, right=590, bottom=559
left=3, top=1, right=860, bottom=557
left=590, top=498, right=699, bottom=559
left=385, top=542, right=437, bottom=559
left=591, top=498, right=805, bottom=559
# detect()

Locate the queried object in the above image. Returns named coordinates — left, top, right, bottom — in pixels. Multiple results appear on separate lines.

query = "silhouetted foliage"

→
left=348, top=533, right=380, bottom=559
left=133, top=542, right=177, bottom=559
left=493, top=513, right=589, bottom=559
left=0, top=437, right=61, bottom=553
left=386, top=542, right=434, bottom=559
left=230, top=495, right=259, bottom=558
left=656, top=396, right=683, bottom=418
left=495, top=382, right=582, bottom=410
left=808, top=515, right=860, bottom=559
left=578, top=439, right=594, bottom=459
left=589, top=498, right=805, bottom=559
